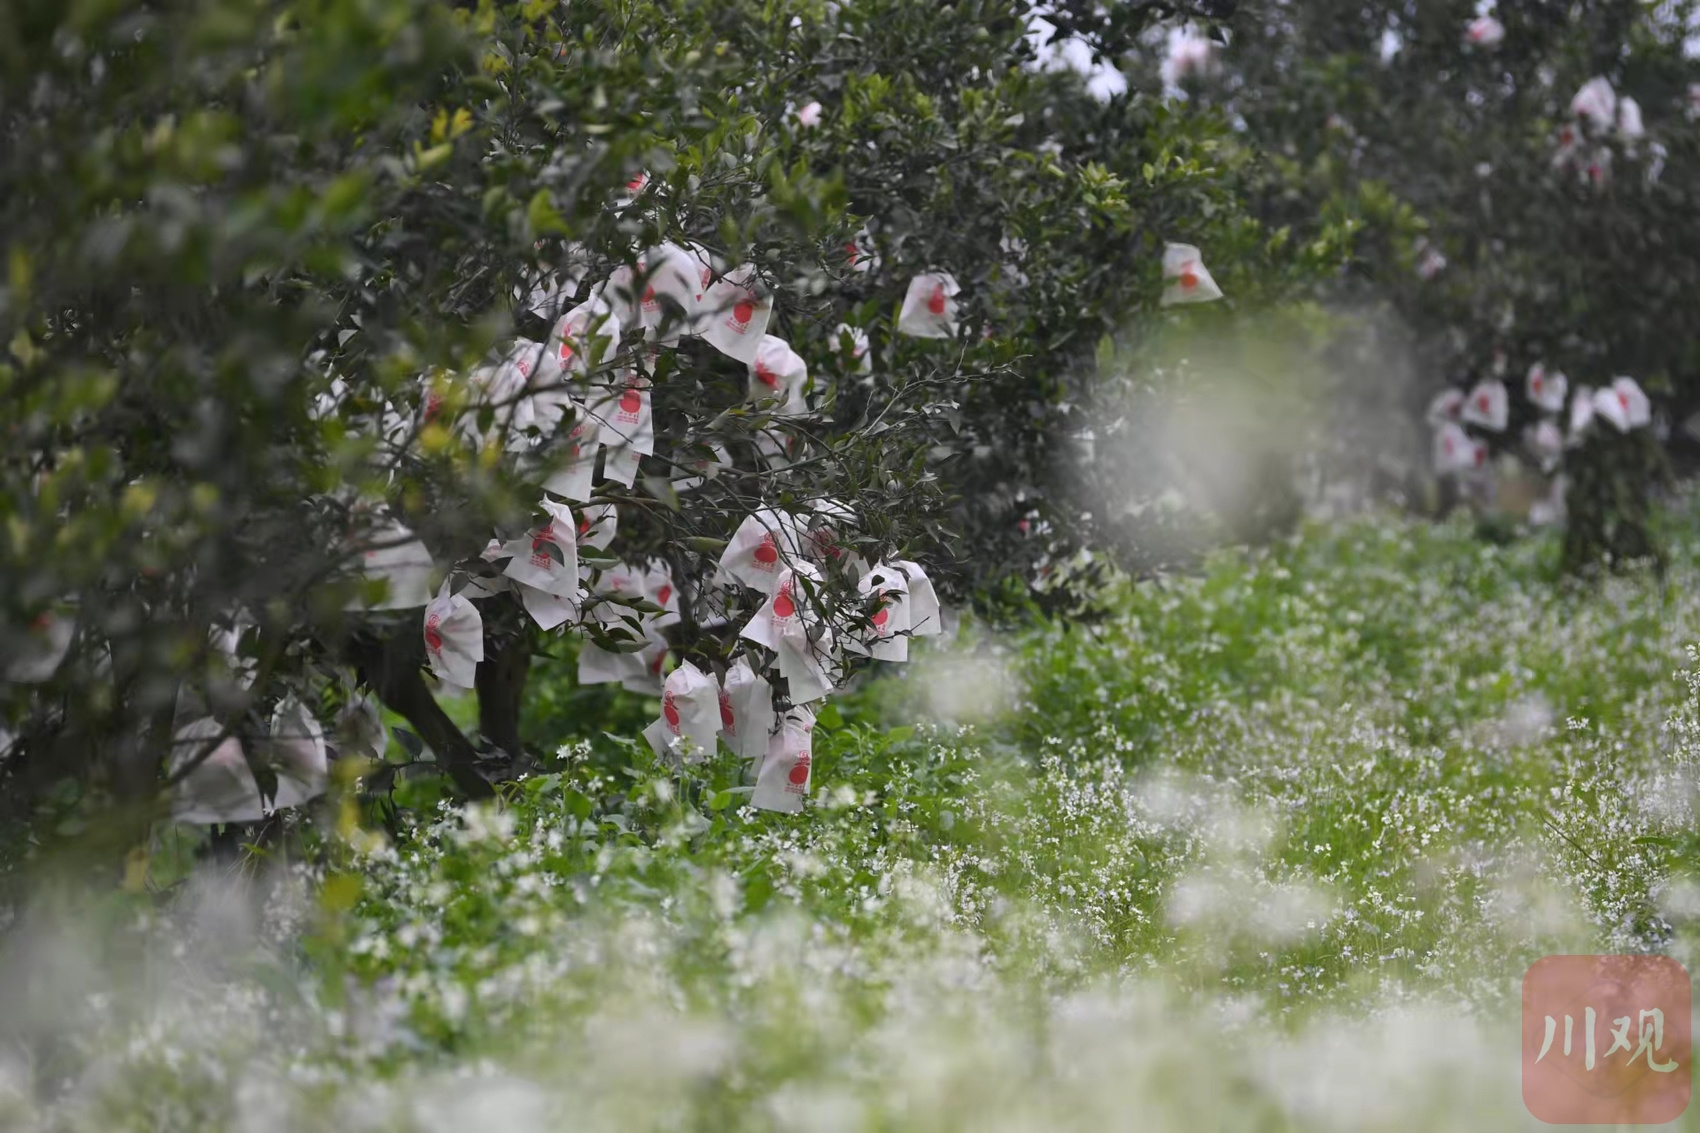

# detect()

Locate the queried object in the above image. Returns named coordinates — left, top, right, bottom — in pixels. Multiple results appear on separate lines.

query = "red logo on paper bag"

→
left=727, top=297, right=755, bottom=335
left=718, top=689, right=736, bottom=733
left=425, top=613, right=444, bottom=655
left=772, top=580, right=796, bottom=620
left=756, top=359, right=780, bottom=388
left=655, top=584, right=672, bottom=606
left=787, top=751, right=810, bottom=790
left=617, top=384, right=643, bottom=423
left=871, top=593, right=891, bottom=635
left=529, top=522, right=559, bottom=570
left=1179, top=267, right=1199, bottom=291
left=752, top=533, right=779, bottom=570
left=811, top=527, right=841, bottom=561
left=663, top=692, right=680, bottom=732
left=927, top=283, right=946, bottom=316
left=1522, top=954, right=1691, bottom=1124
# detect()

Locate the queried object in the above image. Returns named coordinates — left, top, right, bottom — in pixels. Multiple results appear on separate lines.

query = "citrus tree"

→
left=0, top=0, right=1305, bottom=875
left=1133, top=0, right=1700, bottom=567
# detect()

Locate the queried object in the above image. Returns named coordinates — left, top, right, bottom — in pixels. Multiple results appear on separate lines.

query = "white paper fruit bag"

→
left=1572, top=77, right=1617, bottom=132
left=1526, top=364, right=1568, bottom=414
left=350, top=520, right=436, bottom=611
left=716, top=509, right=804, bottom=594
left=700, top=265, right=772, bottom=364
left=170, top=717, right=266, bottom=825
left=752, top=706, right=816, bottom=813
left=334, top=695, right=387, bottom=762
left=719, top=656, right=775, bottom=761
left=1426, top=388, right=1465, bottom=425
left=850, top=562, right=914, bottom=662
left=1465, top=16, right=1503, bottom=46
left=423, top=581, right=484, bottom=689
left=601, top=441, right=642, bottom=487
left=484, top=344, right=542, bottom=449
left=593, top=264, right=640, bottom=330
left=804, top=498, right=863, bottom=572
left=455, top=538, right=510, bottom=600
left=592, top=374, right=655, bottom=455
left=579, top=641, right=645, bottom=687
left=1433, top=421, right=1484, bottom=474
left=502, top=497, right=580, bottom=611
left=496, top=341, right=575, bottom=453
left=1461, top=379, right=1508, bottom=431
left=655, top=660, right=721, bottom=762
left=579, top=631, right=667, bottom=695
left=546, top=299, right=622, bottom=379
left=897, top=272, right=961, bottom=338
left=576, top=502, right=618, bottom=551
left=1569, top=385, right=1596, bottom=439
left=830, top=323, right=872, bottom=373
left=5, top=612, right=74, bottom=683
left=1612, top=376, right=1651, bottom=428
left=1160, top=244, right=1223, bottom=306
left=1527, top=419, right=1564, bottom=472
left=749, top=335, right=810, bottom=416
left=845, top=227, right=878, bottom=275
left=584, top=560, right=647, bottom=628
left=753, top=425, right=799, bottom=472
left=675, top=443, right=732, bottom=493
left=638, top=242, right=705, bottom=342
left=264, top=696, right=329, bottom=811
left=645, top=561, right=681, bottom=629
left=1618, top=95, right=1645, bottom=140
left=893, top=560, right=942, bottom=637
left=541, top=405, right=597, bottom=502
left=739, top=567, right=837, bottom=703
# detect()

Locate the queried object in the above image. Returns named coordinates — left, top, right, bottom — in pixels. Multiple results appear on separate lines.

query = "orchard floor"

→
left=12, top=508, right=1700, bottom=1130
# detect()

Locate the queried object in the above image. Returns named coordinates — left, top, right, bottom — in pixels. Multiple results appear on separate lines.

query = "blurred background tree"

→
left=1122, top=0, right=1700, bottom=569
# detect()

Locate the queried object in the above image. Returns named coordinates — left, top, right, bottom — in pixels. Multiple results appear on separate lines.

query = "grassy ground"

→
left=10, top=509, right=1700, bottom=1130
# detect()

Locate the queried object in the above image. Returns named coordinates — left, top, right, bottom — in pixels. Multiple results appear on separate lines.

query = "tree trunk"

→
left=475, top=633, right=531, bottom=766
left=347, top=632, right=494, bottom=800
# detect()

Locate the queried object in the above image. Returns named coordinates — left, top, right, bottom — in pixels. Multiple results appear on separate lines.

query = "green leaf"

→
left=527, top=189, right=568, bottom=236
left=643, top=475, right=681, bottom=511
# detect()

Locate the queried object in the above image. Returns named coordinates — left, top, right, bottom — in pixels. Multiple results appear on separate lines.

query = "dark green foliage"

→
left=1148, top=0, right=1700, bottom=569
left=0, top=0, right=1316, bottom=866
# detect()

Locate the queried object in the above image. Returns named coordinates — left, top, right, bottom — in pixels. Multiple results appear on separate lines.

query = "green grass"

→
left=13, top=508, right=1700, bottom=1130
